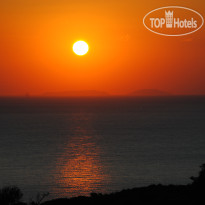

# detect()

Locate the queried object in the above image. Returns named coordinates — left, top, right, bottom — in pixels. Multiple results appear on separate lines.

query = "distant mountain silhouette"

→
left=44, top=90, right=109, bottom=97
left=130, top=89, right=171, bottom=96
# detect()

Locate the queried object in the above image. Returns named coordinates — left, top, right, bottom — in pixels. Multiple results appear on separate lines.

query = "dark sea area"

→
left=0, top=96, right=205, bottom=201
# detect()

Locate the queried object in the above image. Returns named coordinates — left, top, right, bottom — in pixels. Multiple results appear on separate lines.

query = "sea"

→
left=0, top=96, right=205, bottom=201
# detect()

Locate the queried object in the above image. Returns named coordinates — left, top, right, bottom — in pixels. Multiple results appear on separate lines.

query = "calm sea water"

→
left=0, top=96, right=205, bottom=201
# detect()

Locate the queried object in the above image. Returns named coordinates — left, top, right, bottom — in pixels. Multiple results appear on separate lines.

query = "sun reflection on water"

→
left=53, top=114, right=109, bottom=198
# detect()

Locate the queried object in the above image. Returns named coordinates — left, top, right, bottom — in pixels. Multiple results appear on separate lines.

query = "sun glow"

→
left=73, top=41, right=89, bottom=56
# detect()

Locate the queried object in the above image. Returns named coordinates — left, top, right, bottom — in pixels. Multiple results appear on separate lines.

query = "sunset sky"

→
left=1, top=0, right=205, bottom=96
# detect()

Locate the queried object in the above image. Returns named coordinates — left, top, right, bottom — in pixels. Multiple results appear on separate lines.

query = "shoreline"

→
left=41, top=183, right=204, bottom=205
left=1, top=162, right=205, bottom=205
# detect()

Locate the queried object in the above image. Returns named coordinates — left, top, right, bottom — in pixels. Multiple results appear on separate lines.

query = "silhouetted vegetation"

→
left=0, top=186, right=23, bottom=205
left=190, top=163, right=205, bottom=186
left=2, top=164, right=205, bottom=205
left=29, top=192, right=49, bottom=205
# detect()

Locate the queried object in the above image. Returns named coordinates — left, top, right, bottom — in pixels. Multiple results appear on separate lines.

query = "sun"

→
left=73, top=41, right=89, bottom=56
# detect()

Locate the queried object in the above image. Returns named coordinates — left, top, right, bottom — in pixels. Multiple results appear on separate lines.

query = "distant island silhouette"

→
left=130, top=89, right=171, bottom=96
left=44, top=90, right=109, bottom=97
left=43, top=89, right=172, bottom=97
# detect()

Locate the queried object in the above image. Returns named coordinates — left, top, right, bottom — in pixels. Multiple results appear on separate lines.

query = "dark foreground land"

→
left=42, top=184, right=204, bottom=205
left=1, top=164, right=205, bottom=205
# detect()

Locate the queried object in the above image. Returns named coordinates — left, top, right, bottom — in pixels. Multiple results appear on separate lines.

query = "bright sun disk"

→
left=73, top=41, right=89, bottom=56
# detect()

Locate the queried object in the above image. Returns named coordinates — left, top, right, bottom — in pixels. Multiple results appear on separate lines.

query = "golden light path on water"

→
left=53, top=114, right=110, bottom=198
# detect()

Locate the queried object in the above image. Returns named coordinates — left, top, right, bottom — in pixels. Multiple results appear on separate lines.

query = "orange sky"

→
left=1, top=0, right=205, bottom=96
